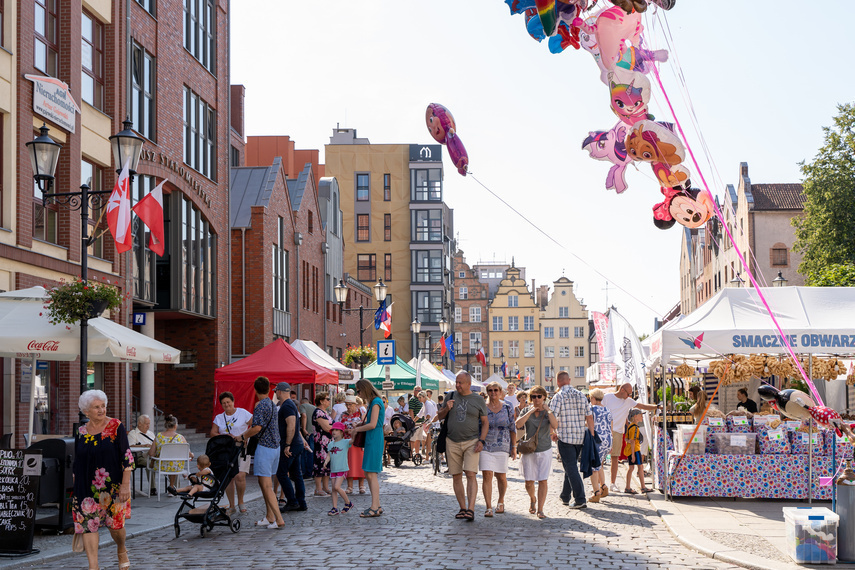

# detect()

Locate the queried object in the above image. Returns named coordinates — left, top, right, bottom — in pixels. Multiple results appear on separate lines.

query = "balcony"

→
left=273, top=308, right=291, bottom=338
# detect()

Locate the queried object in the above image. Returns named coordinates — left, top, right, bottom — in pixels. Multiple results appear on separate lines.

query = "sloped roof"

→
left=288, top=163, right=312, bottom=212
left=229, top=157, right=283, bottom=227
left=750, top=183, right=805, bottom=210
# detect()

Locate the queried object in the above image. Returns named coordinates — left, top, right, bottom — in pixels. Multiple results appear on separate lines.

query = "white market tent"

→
left=482, top=373, right=508, bottom=389
left=407, top=357, right=452, bottom=392
left=440, top=367, right=485, bottom=391
left=291, top=339, right=359, bottom=383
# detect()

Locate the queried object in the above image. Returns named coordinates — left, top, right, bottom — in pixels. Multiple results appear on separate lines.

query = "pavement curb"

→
left=646, top=493, right=802, bottom=570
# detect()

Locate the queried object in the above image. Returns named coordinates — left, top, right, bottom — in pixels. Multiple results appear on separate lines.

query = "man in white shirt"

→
left=127, top=414, right=155, bottom=446
left=416, top=391, right=438, bottom=456
left=210, top=391, right=253, bottom=514
left=504, top=383, right=519, bottom=410
left=601, top=383, right=659, bottom=493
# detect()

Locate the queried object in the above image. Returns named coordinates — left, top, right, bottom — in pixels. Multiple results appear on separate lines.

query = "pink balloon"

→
left=574, top=7, right=643, bottom=72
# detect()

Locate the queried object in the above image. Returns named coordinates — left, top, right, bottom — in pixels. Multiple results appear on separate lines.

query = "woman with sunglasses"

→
left=515, top=386, right=557, bottom=519
left=311, top=392, right=333, bottom=496
left=479, top=382, right=517, bottom=517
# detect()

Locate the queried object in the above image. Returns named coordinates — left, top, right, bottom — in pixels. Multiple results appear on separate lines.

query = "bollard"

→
left=838, top=460, right=855, bottom=562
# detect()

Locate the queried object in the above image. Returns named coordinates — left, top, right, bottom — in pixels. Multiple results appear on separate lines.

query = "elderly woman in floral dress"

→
left=72, top=390, right=134, bottom=570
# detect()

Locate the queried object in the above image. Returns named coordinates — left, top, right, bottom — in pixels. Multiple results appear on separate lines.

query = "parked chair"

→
left=149, top=443, right=191, bottom=501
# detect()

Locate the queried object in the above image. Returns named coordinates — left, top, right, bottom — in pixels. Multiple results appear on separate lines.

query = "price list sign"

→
left=0, top=449, right=41, bottom=555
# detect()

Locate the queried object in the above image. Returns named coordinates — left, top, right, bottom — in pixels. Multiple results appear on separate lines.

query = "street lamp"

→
left=335, top=278, right=388, bottom=378
left=458, top=339, right=481, bottom=373
left=29, top=122, right=143, bottom=429
left=729, top=272, right=745, bottom=288
left=411, top=318, right=429, bottom=361
left=772, top=271, right=788, bottom=288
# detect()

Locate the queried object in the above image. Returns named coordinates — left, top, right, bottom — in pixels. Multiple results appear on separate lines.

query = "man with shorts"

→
left=436, top=371, right=488, bottom=522
left=240, top=376, right=284, bottom=528
left=602, top=382, right=660, bottom=493
left=407, top=386, right=424, bottom=456
left=211, top=391, right=252, bottom=514
left=415, top=390, right=438, bottom=457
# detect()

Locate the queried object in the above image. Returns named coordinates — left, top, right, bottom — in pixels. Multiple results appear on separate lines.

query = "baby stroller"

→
left=173, top=435, right=242, bottom=538
left=383, top=413, right=423, bottom=468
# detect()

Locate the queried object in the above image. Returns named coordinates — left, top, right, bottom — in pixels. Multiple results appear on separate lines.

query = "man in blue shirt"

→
left=275, top=382, right=308, bottom=512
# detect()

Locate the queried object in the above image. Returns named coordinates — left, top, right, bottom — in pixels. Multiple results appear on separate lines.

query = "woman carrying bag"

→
left=515, top=386, right=557, bottom=519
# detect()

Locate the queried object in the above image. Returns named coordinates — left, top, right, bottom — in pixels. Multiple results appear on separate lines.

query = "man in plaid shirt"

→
left=549, top=371, right=595, bottom=509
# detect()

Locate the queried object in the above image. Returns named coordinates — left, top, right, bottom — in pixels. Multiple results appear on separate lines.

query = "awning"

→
left=291, top=339, right=358, bottom=382
left=362, top=357, right=438, bottom=391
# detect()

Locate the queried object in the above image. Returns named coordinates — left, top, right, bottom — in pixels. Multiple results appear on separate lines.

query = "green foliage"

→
left=807, top=263, right=855, bottom=287
left=793, top=104, right=855, bottom=279
left=45, top=277, right=125, bottom=325
left=343, top=345, right=377, bottom=367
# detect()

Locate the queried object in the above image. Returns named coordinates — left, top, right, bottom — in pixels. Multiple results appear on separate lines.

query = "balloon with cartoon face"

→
left=425, top=103, right=469, bottom=177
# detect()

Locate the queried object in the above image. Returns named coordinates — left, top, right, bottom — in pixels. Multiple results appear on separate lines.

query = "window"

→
left=574, top=346, right=585, bottom=358
left=273, top=217, right=289, bottom=312
left=130, top=176, right=158, bottom=303
left=458, top=271, right=465, bottom=278
left=308, top=211, right=313, bottom=234
left=559, top=326, right=569, bottom=338
left=574, top=326, right=585, bottom=338
left=136, top=0, right=155, bottom=15
left=0, top=0, right=4, bottom=46
left=413, top=250, right=442, bottom=283
left=132, top=44, right=155, bottom=141
left=459, top=286, right=467, bottom=300
left=469, top=331, right=481, bottom=347
left=33, top=179, right=57, bottom=244
left=508, top=295, right=518, bottom=307
left=559, top=306, right=569, bottom=318
left=524, top=341, right=535, bottom=358
left=544, top=327, right=554, bottom=338
left=559, top=346, right=570, bottom=358
left=492, top=341, right=503, bottom=358
left=230, top=146, right=240, bottom=167
left=771, top=247, right=788, bottom=267
left=184, top=0, right=215, bottom=73
left=454, top=331, right=462, bottom=348
left=469, top=306, right=481, bottom=323
left=383, top=174, right=391, bottom=201
left=384, top=253, right=392, bottom=282
left=524, top=366, right=535, bottom=380
left=415, top=291, right=443, bottom=323
left=575, top=366, right=585, bottom=378
left=176, top=195, right=216, bottom=315
left=183, top=87, right=215, bottom=179
left=454, top=306, right=462, bottom=323
left=82, top=12, right=104, bottom=110
left=508, top=340, right=519, bottom=358
left=481, top=271, right=488, bottom=279
left=524, top=316, right=534, bottom=331
left=81, top=160, right=104, bottom=258
left=508, top=316, right=519, bottom=331
left=35, top=0, right=58, bottom=76
left=356, top=214, right=369, bottom=242
left=384, top=214, right=391, bottom=241
left=545, top=366, right=552, bottom=379
left=544, top=346, right=554, bottom=358
left=473, top=366, right=482, bottom=382
left=410, top=168, right=442, bottom=201
left=356, top=173, right=369, bottom=201
left=492, top=316, right=503, bottom=331
left=412, top=209, right=442, bottom=242
left=357, top=254, right=376, bottom=281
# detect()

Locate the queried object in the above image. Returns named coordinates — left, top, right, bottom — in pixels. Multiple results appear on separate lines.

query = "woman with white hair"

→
left=72, top=389, right=134, bottom=570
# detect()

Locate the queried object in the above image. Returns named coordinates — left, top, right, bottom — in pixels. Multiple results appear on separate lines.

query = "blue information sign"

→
left=132, top=312, right=146, bottom=326
left=376, top=340, right=396, bottom=365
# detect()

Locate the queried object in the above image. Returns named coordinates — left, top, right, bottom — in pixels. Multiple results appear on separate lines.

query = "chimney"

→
left=230, top=85, right=245, bottom=137
left=531, top=279, right=536, bottom=302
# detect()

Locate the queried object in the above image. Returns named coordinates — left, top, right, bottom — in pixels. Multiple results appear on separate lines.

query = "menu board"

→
left=0, top=449, right=41, bottom=555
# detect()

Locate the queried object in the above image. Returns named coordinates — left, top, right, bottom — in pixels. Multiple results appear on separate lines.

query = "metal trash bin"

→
left=26, top=437, right=74, bottom=532
left=838, top=461, right=855, bottom=562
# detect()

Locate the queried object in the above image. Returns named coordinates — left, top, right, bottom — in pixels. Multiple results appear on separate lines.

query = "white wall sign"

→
left=25, top=75, right=81, bottom=133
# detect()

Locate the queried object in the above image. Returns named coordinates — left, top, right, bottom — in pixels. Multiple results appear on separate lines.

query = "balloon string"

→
left=649, top=64, right=824, bottom=407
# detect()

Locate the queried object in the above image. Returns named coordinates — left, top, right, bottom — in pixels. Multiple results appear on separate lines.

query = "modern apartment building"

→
left=325, top=128, right=454, bottom=363
left=539, top=277, right=589, bottom=390
left=488, top=263, right=540, bottom=386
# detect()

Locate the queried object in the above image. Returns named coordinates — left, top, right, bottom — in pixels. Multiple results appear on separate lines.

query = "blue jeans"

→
left=557, top=440, right=585, bottom=506
left=276, top=448, right=306, bottom=508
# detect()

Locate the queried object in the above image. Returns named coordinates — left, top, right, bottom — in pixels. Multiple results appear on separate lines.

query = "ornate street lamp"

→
left=26, top=124, right=61, bottom=193
left=336, top=278, right=389, bottom=378
left=772, top=271, right=788, bottom=288
left=109, top=118, right=144, bottom=175
left=729, top=272, right=745, bottom=288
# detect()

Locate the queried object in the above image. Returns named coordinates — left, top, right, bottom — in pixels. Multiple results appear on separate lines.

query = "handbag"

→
left=436, top=392, right=454, bottom=454
left=245, top=401, right=274, bottom=456
left=72, top=533, right=84, bottom=553
left=517, top=409, right=546, bottom=455
left=353, top=424, right=366, bottom=448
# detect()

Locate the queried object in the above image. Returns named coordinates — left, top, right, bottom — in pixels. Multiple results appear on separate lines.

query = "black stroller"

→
left=383, top=413, right=423, bottom=468
left=173, top=435, right=242, bottom=538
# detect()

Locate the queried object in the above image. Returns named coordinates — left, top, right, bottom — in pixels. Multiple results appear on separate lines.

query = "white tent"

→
left=482, top=373, right=508, bottom=389
left=440, top=367, right=485, bottom=391
left=291, top=339, right=359, bottom=383
left=407, top=357, right=452, bottom=392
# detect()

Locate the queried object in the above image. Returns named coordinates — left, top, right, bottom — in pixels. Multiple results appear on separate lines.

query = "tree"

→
left=792, top=103, right=855, bottom=282
left=807, top=263, right=855, bottom=287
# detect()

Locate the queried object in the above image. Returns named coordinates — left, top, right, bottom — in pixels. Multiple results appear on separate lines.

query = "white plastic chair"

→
left=149, top=443, right=191, bottom=501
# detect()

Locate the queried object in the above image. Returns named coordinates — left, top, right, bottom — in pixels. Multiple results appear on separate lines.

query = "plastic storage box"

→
left=675, top=424, right=707, bottom=455
left=783, top=507, right=838, bottom=564
left=712, top=432, right=756, bottom=455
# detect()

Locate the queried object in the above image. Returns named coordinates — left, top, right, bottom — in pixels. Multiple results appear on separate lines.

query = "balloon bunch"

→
left=505, top=1, right=714, bottom=231
left=758, top=384, right=854, bottom=439
left=425, top=103, right=469, bottom=177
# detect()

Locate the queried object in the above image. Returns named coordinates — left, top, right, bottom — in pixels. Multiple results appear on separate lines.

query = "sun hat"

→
left=331, top=422, right=346, bottom=432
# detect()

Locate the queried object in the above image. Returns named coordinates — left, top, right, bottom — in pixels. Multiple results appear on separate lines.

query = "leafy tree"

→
left=792, top=103, right=855, bottom=282
left=807, top=263, right=855, bottom=287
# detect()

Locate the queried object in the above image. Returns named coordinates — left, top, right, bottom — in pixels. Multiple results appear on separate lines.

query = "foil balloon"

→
left=809, top=406, right=855, bottom=439
left=625, top=120, right=684, bottom=179
left=612, top=0, right=648, bottom=13
left=582, top=123, right=631, bottom=193
left=534, top=0, right=558, bottom=36
left=652, top=187, right=714, bottom=230
left=573, top=7, right=643, bottom=72
left=581, top=21, right=668, bottom=84
left=608, top=68, right=653, bottom=126
left=757, top=385, right=816, bottom=422
left=425, top=103, right=469, bottom=176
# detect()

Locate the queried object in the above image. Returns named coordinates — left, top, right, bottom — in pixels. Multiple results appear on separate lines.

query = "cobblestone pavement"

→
left=52, top=454, right=738, bottom=569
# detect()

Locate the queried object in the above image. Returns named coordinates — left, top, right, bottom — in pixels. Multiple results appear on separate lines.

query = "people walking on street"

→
left=505, top=383, right=519, bottom=411
left=415, top=390, right=438, bottom=457
left=549, top=371, right=595, bottom=510
left=481, top=382, right=516, bottom=517
left=210, top=392, right=252, bottom=514
left=324, top=422, right=353, bottom=515
left=601, top=383, right=659, bottom=493
left=407, top=386, right=424, bottom=457
left=436, top=371, right=489, bottom=522
left=274, top=382, right=308, bottom=512
left=622, top=409, right=651, bottom=493
left=350, top=379, right=386, bottom=517
left=311, top=392, right=333, bottom=496
left=241, top=376, right=284, bottom=529
left=341, top=395, right=366, bottom=494
left=515, top=391, right=528, bottom=420
left=516, top=385, right=557, bottom=519
left=588, top=388, right=613, bottom=503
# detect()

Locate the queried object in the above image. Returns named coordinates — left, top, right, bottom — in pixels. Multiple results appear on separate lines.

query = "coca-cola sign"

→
left=27, top=340, right=60, bottom=352
left=126, top=346, right=137, bottom=358
left=162, top=353, right=172, bottom=362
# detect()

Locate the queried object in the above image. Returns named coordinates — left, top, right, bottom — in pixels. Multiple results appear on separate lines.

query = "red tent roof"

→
left=213, top=339, right=338, bottom=418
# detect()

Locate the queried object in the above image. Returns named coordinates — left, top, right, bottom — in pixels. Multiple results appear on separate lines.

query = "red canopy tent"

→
left=213, top=338, right=338, bottom=418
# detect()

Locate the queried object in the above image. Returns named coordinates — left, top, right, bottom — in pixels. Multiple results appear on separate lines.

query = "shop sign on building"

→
left=25, top=75, right=81, bottom=134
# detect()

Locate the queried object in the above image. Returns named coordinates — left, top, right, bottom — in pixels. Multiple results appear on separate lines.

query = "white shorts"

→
left=478, top=450, right=509, bottom=474
left=519, top=448, right=552, bottom=482
left=411, top=426, right=426, bottom=442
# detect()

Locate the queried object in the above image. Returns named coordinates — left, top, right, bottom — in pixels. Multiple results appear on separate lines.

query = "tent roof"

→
left=215, top=338, right=338, bottom=385
left=483, top=373, right=508, bottom=389
left=362, top=357, right=439, bottom=391
left=291, top=339, right=357, bottom=381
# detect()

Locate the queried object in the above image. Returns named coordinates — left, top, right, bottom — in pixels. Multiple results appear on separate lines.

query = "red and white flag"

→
left=132, top=179, right=167, bottom=256
left=106, top=160, right=133, bottom=253
left=379, top=302, right=394, bottom=339
left=477, top=347, right=487, bottom=367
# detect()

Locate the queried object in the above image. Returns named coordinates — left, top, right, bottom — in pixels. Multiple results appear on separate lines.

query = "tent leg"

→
left=27, top=354, right=37, bottom=446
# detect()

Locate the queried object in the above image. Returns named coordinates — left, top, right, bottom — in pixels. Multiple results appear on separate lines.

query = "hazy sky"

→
left=231, top=1, right=852, bottom=335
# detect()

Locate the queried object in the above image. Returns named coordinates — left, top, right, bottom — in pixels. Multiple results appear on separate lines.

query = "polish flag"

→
left=379, top=302, right=394, bottom=338
left=440, top=336, right=447, bottom=357
left=106, top=160, right=133, bottom=253
left=477, top=347, right=487, bottom=367
left=132, top=179, right=167, bottom=256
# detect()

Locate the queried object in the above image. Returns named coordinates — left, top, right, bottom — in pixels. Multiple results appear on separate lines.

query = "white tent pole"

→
left=27, top=354, right=37, bottom=446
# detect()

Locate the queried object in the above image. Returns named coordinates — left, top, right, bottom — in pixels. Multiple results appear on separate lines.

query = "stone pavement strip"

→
left=6, top=454, right=743, bottom=569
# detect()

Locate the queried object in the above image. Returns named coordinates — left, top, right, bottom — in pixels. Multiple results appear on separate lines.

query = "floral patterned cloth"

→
left=153, top=432, right=189, bottom=472
left=591, top=405, right=613, bottom=468
left=72, top=418, right=133, bottom=533
left=312, top=408, right=332, bottom=477
left=484, top=402, right=516, bottom=454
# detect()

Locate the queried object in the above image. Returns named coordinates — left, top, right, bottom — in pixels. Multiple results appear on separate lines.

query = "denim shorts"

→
left=253, top=444, right=280, bottom=477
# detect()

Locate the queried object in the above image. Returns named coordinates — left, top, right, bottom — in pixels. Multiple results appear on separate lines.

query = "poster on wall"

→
left=24, top=75, right=81, bottom=134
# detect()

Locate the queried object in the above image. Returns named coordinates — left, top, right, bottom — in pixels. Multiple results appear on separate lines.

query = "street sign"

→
left=132, top=312, right=146, bottom=326
left=377, top=340, right=396, bottom=365
left=382, top=381, right=394, bottom=390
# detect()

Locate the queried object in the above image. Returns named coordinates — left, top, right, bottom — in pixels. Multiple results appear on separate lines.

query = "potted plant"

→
left=44, top=277, right=125, bottom=325
left=343, top=345, right=377, bottom=367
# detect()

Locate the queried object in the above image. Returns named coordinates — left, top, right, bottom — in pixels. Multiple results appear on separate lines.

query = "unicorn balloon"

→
left=582, top=123, right=632, bottom=193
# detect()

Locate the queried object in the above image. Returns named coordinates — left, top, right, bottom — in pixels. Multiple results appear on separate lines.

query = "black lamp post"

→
left=334, top=278, right=388, bottom=379
left=411, top=318, right=429, bottom=361
left=456, top=339, right=482, bottom=373
left=772, top=271, right=788, bottom=287
left=29, top=120, right=143, bottom=429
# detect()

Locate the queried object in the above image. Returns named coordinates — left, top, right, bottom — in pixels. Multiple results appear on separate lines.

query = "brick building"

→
left=451, top=249, right=489, bottom=380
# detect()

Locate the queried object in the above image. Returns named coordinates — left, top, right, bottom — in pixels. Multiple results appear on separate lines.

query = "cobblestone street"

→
left=46, top=455, right=738, bottom=569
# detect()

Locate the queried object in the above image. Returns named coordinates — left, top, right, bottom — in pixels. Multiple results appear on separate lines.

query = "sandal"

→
left=495, top=503, right=505, bottom=514
left=640, top=487, right=653, bottom=493
left=359, top=487, right=366, bottom=494
left=600, top=484, right=610, bottom=498
left=455, top=508, right=468, bottom=519
left=537, top=511, right=547, bottom=519
left=590, top=490, right=601, bottom=504
left=529, top=500, right=536, bottom=514
left=346, top=487, right=353, bottom=494
left=463, top=509, right=474, bottom=521
left=328, top=508, right=340, bottom=516
left=360, top=507, right=382, bottom=518
left=118, top=550, right=130, bottom=569
left=624, top=488, right=638, bottom=495
left=342, top=501, right=354, bottom=514
left=484, top=508, right=493, bottom=517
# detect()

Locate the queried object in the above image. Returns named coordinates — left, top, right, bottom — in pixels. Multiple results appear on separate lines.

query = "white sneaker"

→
left=609, top=483, right=621, bottom=493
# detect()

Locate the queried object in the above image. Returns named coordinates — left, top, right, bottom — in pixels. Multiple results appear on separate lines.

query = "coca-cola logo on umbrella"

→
left=27, top=340, right=60, bottom=351
left=126, top=346, right=137, bottom=358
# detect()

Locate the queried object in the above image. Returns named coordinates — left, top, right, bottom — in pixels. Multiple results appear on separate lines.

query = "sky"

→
left=230, top=1, right=853, bottom=336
